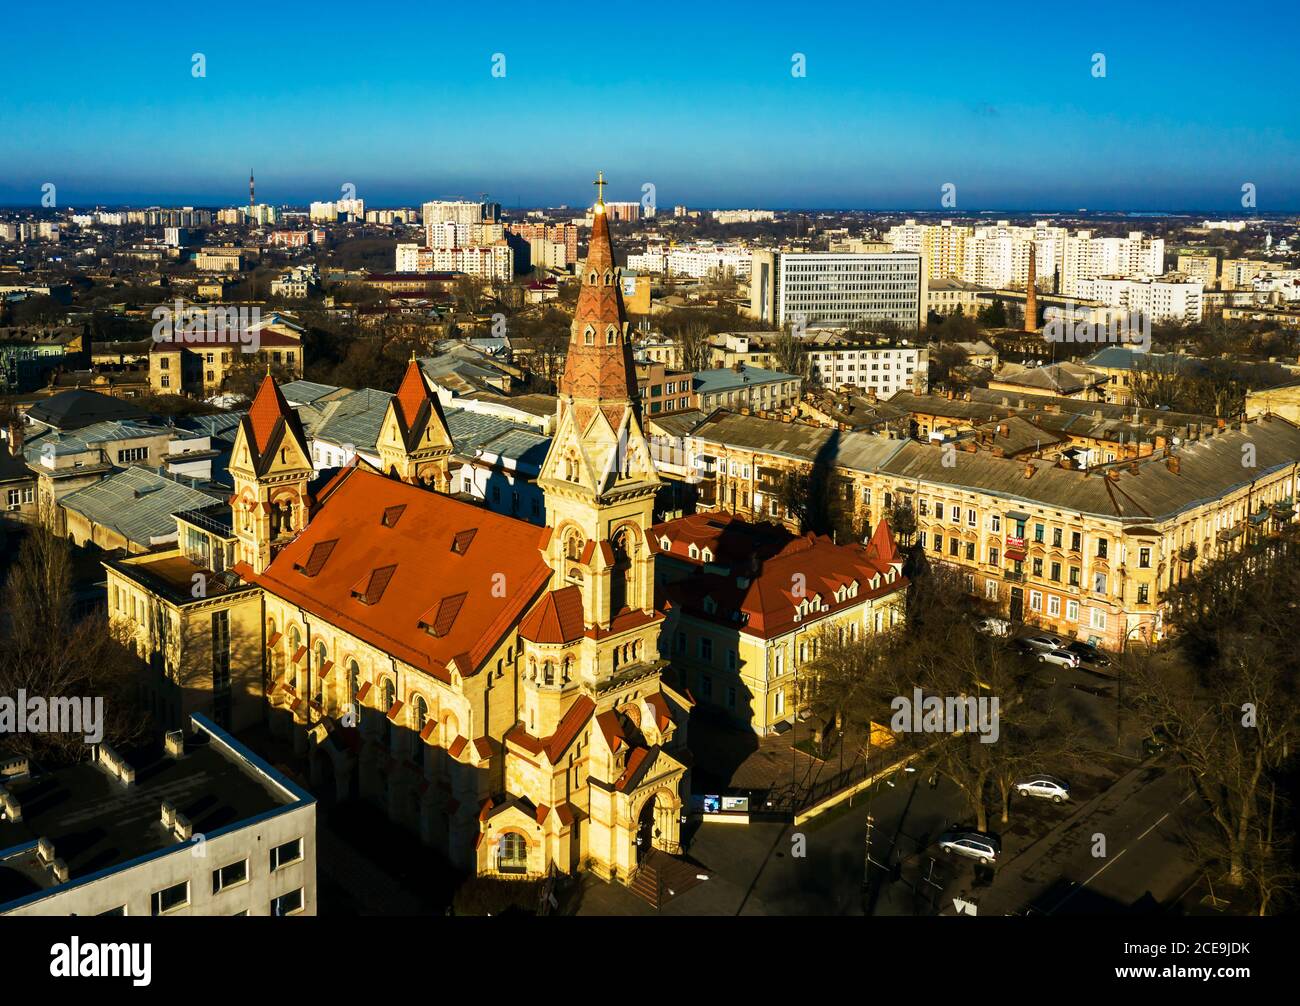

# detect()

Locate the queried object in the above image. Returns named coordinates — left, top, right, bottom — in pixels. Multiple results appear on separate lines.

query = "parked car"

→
left=973, top=616, right=1012, bottom=637
left=937, top=831, right=1000, bottom=865
left=1019, top=633, right=1066, bottom=652
left=1037, top=648, right=1081, bottom=669
left=1015, top=775, right=1071, bottom=804
left=1066, top=641, right=1111, bottom=667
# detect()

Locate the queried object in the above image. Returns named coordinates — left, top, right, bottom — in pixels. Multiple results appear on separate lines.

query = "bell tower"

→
left=229, top=375, right=314, bottom=574
left=377, top=357, right=454, bottom=489
left=537, top=172, right=660, bottom=630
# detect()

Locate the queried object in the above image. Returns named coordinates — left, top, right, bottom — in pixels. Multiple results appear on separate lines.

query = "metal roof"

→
left=58, top=467, right=225, bottom=547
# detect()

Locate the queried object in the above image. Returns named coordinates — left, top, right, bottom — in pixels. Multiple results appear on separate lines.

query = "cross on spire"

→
left=593, top=170, right=606, bottom=209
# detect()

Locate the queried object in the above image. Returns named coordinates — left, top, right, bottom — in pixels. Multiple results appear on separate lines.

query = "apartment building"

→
left=1074, top=273, right=1204, bottom=324
left=685, top=410, right=1300, bottom=651
left=749, top=251, right=925, bottom=329
left=651, top=512, right=907, bottom=734
left=694, top=363, right=802, bottom=414
left=0, top=715, right=316, bottom=917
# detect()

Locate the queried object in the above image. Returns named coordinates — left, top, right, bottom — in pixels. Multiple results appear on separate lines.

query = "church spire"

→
left=559, top=173, right=638, bottom=404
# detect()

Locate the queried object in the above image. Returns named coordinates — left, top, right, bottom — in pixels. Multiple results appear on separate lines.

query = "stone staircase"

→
left=626, top=849, right=702, bottom=909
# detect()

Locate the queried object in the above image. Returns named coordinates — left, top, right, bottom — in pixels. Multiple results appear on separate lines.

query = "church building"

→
left=223, top=178, right=692, bottom=881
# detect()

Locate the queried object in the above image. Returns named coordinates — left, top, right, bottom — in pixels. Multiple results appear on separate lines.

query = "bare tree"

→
left=0, top=512, right=149, bottom=763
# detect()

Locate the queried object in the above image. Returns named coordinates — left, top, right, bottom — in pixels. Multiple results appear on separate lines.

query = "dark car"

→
left=1066, top=641, right=1111, bottom=667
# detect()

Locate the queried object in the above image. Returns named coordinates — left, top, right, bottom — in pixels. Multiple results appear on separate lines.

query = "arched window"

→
left=288, top=627, right=301, bottom=690
left=313, top=641, right=326, bottom=701
left=383, top=678, right=396, bottom=748
left=611, top=527, right=635, bottom=612
left=414, top=695, right=429, bottom=764
left=348, top=660, right=360, bottom=719
left=498, top=832, right=527, bottom=874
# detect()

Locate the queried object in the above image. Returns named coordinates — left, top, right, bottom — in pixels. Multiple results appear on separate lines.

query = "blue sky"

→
left=1, top=0, right=1297, bottom=210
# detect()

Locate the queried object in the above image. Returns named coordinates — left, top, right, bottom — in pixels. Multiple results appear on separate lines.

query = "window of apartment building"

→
left=701, top=674, right=713, bottom=700
left=1137, top=584, right=1150, bottom=604
left=967, top=508, right=977, bottom=527
left=949, top=538, right=959, bottom=556
left=161, top=375, right=170, bottom=388
left=933, top=534, right=942, bottom=552
left=1034, top=523, right=1045, bottom=543
left=726, top=649, right=738, bottom=671
left=918, top=499, right=928, bottom=516
left=271, top=889, right=304, bottom=917
left=1047, top=595, right=1061, bottom=617
left=117, top=447, right=148, bottom=463
left=1069, top=567, right=1080, bottom=587
left=985, top=580, right=998, bottom=600
left=1138, top=547, right=1151, bottom=568
left=1071, top=531, right=1082, bottom=552
left=918, top=531, right=928, bottom=548
left=726, top=686, right=737, bottom=710
left=1032, top=558, right=1043, bottom=577
left=699, top=637, right=713, bottom=662
left=951, top=506, right=961, bottom=524
left=160, top=357, right=169, bottom=369
left=98, top=906, right=127, bottom=916
left=989, top=546, right=1000, bottom=566
left=965, top=542, right=975, bottom=561
left=1093, top=572, right=1107, bottom=594
left=269, top=838, right=303, bottom=872
left=773, top=649, right=784, bottom=677
left=1066, top=600, right=1080, bottom=621
left=1030, top=590, right=1043, bottom=612
left=151, top=881, right=189, bottom=916
left=862, top=487, right=871, bottom=506
left=1090, top=609, right=1107, bottom=631
left=212, top=859, right=248, bottom=894
left=6, top=487, right=33, bottom=509
left=989, top=514, right=1001, bottom=533
left=1052, top=528, right=1063, bottom=548
left=934, top=502, right=943, bottom=520
left=1096, top=538, right=1109, bottom=559
left=1050, top=562, right=1061, bottom=582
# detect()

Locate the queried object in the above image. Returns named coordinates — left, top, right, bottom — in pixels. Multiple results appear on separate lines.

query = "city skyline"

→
left=2, top=1, right=1298, bottom=210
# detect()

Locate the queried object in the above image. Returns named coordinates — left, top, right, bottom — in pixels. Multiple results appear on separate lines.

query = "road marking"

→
left=1047, top=794, right=1190, bottom=914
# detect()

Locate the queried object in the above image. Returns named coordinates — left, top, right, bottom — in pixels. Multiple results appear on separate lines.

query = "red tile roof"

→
left=246, top=374, right=300, bottom=457
left=615, top=747, right=651, bottom=791
left=656, top=515, right=908, bottom=640
left=518, top=585, right=585, bottom=645
left=238, top=467, right=553, bottom=679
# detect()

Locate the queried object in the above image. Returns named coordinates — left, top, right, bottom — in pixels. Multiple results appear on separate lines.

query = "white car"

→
left=1015, top=775, right=1071, bottom=804
left=1037, top=648, right=1081, bottom=669
left=1019, top=633, right=1066, bottom=652
left=937, top=831, right=1000, bottom=865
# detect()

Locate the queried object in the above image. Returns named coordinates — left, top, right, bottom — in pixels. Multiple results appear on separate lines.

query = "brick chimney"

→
left=1166, top=456, right=1181, bottom=474
left=7, top=420, right=22, bottom=457
left=1023, top=463, right=1034, bottom=479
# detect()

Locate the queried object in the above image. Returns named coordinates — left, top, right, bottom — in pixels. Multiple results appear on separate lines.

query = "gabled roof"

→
left=390, top=358, right=451, bottom=450
left=242, top=375, right=308, bottom=471
left=239, top=467, right=553, bottom=679
left=517, top=585, right=585, bottom=644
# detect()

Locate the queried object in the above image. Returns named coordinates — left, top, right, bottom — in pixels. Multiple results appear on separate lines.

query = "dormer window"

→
left=700, top=547, right=714, bottom=563
left=702, top=596, right=717, bottom=615
left=659, top=536, right=671, bottom=551
left=606, top=326, right=617, bottom=345
left=583, top=325, right=595, bottom=346
left=688, top=543, right=700, bottom=560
